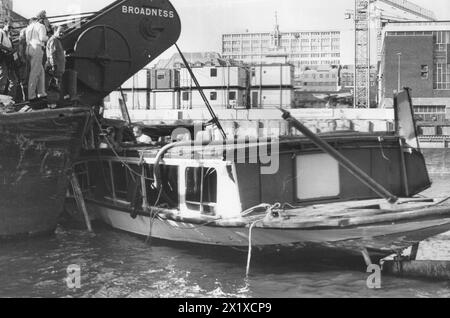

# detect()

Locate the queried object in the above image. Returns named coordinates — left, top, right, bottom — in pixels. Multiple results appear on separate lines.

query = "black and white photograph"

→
left=0, top=0, right=449, bottom=300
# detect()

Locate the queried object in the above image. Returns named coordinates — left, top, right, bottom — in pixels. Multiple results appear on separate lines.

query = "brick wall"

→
left=384, top=35, right=436, bottom=98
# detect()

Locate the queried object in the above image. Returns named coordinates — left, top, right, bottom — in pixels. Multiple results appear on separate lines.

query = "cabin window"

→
left=112, top=162, right=129, bottom=201
left=111, top=161, right=142, bottom=203
left=185, top=167, right=217, bottom=214
left=145, top=165, right=179, bottom=209
left=100, top=161, right=114, bottom=199
left=229, top=91, right=236, bottom=101
left=182, top=92, right=190, bottom=101
left=85, top=161, right=109, bottom=199
left=296, top=154, right=340, bottom=200
left=157, top=74, right=165, bottom=80
left=210, top=92, right=217, bottom=101
left=210, top=68, right=217, bottom=77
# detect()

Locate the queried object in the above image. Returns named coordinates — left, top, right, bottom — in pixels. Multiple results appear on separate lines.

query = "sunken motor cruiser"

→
left=0, top=0, right=181, bottom=238
left=63, top=1, right=450, bottom=261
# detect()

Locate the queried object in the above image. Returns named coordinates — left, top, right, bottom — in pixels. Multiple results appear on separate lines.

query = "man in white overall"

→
left=25, top=16, right=48, bottom=101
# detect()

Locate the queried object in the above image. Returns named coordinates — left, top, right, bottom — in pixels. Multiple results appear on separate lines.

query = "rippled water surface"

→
left=0, top=149, right=449, bottom=298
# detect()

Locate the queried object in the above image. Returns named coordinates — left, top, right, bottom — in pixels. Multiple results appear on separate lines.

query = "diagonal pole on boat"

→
left=119, top=87, right=133, bottom=126
left=280, top=108, right=399, bottom=204
left=174, top=44, right=227, bottom=140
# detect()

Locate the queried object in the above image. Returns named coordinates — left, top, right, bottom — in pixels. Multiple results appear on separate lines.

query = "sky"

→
left=13, top=0, right=450, bottom=64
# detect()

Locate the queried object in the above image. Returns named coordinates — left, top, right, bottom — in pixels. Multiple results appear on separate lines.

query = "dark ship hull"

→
left=0, top=108, right=90, bottom=239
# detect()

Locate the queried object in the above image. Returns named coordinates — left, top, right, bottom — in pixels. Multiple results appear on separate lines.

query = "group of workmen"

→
left=0, top=11, right=66, bottom=103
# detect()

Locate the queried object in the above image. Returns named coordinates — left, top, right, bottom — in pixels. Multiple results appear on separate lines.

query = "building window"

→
left=182, top=92, right=190, bottom=101
left=414, top=105, right=446, bottom=122
left=185, top=167, right=217, bottom=214
left=434, top=64, right=450, bottom=89
left=229, top=91, right=237, bottom=100
left=210, top=92, right=217, bottom=101
left=210, top=68, right=217, bottom=77
left=421, top=65, right=429, bottom=80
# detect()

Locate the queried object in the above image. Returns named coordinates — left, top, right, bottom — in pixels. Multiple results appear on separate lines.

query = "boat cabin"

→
left=73, top=132, right=431, bottom=220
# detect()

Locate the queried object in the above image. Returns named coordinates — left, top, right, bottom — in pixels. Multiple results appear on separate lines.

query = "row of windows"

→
left=223, top=38, right=339, bottom=44
left=302, top=82, right=338, bottom=86
left=181, top=91, right=238, bottom=101
left=386, top=31, right=450, bottom=49
left=414, top=106, right=446, bottom=114
left=223, top=32, right=339, bottom=39
left=223, top=45, right=340, bottom=51
left=302, top=73, right=338, bottom=79
left=221, top=53, right=340, bottom=65
left=75, top=162, right=218, bottom=214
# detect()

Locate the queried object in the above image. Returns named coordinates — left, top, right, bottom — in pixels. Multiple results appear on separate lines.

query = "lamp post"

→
left=397, top=53, right=402, bottom=92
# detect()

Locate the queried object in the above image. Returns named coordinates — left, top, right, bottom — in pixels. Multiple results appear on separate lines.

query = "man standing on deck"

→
left=0, top=23, right=18, bottom=99
left=26, top=15, right=48, bottom=101
left=46, top=25, right=66, bottom=93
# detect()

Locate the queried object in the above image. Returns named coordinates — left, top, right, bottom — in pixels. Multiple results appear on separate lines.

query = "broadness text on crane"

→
left=122, top=6, right=175, bottom=18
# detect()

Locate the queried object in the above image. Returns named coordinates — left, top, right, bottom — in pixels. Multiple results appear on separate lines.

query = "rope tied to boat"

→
left=378, top=136, right=390, bottom=161
left=245, top=203, right=282, bottom=277
left=246, top=220, right=260, bottom=277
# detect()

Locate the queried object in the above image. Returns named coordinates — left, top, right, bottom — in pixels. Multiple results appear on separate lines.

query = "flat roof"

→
left=384, top=20, right=450, bottom=32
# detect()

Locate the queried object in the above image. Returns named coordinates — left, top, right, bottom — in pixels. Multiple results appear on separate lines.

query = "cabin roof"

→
left=90, top=132, right=402, bottom=162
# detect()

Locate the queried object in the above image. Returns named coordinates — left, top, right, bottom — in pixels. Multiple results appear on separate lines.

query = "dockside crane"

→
left=350, top=0, right=436, bottom=108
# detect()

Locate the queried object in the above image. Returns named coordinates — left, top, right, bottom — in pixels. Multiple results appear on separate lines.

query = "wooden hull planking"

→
left=0, top=108, right=91, bottom=239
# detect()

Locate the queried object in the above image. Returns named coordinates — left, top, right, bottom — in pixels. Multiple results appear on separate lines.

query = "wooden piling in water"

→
left=70, top=173, right=93, bottom=233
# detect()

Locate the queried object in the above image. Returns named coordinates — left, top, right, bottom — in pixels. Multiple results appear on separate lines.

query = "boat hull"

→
left=82, top=201, right=450, bottom=258
left=0, top=108, right=90, bottom=239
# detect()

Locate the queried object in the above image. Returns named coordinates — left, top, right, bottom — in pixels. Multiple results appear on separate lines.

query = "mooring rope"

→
left=246, top=221, right=259, bottom=277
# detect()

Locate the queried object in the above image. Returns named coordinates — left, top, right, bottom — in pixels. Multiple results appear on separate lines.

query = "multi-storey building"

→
left=296, top=65, right=340, bottom=92
left=221, top=21, right=341, bottom=79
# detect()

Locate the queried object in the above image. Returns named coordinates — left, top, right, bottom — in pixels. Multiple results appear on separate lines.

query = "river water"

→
left=0, top=150, right=449, bottom=298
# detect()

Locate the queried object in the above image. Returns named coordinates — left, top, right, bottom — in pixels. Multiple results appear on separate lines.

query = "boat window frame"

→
left=102, top=160, right=116, bottom=203
left=144, top=163, right=180, bottom=210
left=184, top=166, right=218, bottom=215
left=293, top=151, right=342, bottom=203
left=111, top=160, right=133, bottom=203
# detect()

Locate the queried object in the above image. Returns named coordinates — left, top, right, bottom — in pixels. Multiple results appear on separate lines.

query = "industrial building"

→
left=105, top=55, right=295, bottom=110
left=380, top=21, right=450, bottom=123
left=296, top=65, right=340, bottom=92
